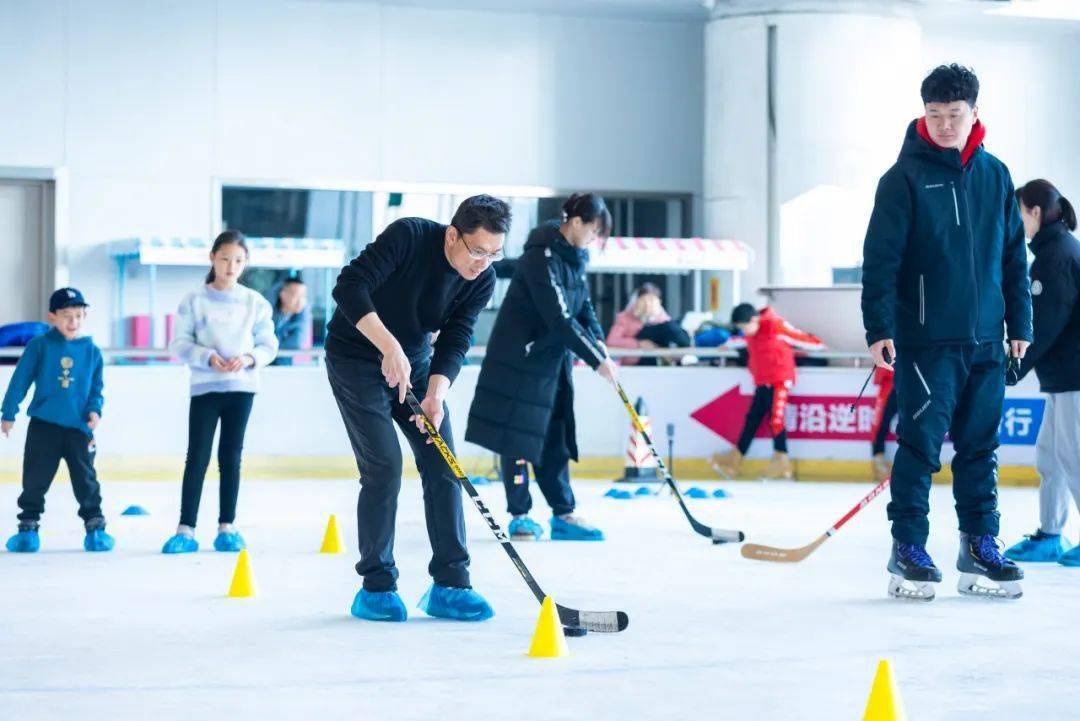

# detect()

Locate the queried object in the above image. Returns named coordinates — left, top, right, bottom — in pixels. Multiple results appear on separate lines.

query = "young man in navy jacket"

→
left=862, top=64, right=1032, bottom=601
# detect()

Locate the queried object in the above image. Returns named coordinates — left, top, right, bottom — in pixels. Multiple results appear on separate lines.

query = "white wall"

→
left=703, top=5, right=1080, bottom=296
left=0, top=0, right=704, bottom=342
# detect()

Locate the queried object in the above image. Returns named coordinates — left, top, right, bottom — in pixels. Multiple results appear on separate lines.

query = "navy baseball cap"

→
left=49, top=287, right=89, bottom=313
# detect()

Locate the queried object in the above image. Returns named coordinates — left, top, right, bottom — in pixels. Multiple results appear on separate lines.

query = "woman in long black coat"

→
left=466, top=193, right=617, bottom=541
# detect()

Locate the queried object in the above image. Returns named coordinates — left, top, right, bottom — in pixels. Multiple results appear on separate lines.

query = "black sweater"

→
left=326, top=217, right=495, bottom=382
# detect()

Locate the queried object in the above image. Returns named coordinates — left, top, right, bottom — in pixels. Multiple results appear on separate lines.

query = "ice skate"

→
left=763, top=451, right=793, bottom=480
left=957, top=532, right=1023, bottom=600
left=709, top=449, right=742, bottom=479
left=887, top=540, right=941, bottom=602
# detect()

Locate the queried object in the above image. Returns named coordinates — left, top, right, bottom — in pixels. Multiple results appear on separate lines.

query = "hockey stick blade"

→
left=741, top=478, right=890, bottom=563
left=405, top=390, right=629, bottom=633
left=615, top=383, right=745, bottom=544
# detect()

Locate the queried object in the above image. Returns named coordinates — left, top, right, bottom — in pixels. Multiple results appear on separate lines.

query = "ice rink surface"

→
left=2, top=476, right=1078, bottom=720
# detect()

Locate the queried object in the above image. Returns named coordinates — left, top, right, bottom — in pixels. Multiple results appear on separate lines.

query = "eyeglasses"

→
left=456, top=227, right=505, bottom=262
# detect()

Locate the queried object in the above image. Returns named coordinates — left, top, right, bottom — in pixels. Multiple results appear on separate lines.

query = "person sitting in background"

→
left=270, top=276, right=310, bottom=366
left=1003, top=179, right=1080, bottom=566
left=606, top=283, right=688, bottom=366
left=710, top=304, right=825, bottom=480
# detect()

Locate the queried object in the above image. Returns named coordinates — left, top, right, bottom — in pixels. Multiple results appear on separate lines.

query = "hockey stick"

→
left=405, top=389, right=629, bottom=633
left=614, top=383, right=745, bottom=544
left=741, top=477, right=890, bottom=562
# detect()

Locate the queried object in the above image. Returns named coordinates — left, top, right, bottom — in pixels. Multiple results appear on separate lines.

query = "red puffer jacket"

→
left=728, top=307, right=825, bottom=386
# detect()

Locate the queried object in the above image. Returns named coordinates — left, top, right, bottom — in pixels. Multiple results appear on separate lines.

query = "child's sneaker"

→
left=550, top=514, right=604, bottom=541
left=6, top=522, right=40, bottom=553
left=417, top=584, right=494, bottom=621
left=83, top=518, right=114, bottom=552
left=213, top=525, right=246, bottom=552
left=162, top=526, right=199, bottom=554
left=351, top=588, right=408, bottom=622
left=508, top=515, right=544, bottom=541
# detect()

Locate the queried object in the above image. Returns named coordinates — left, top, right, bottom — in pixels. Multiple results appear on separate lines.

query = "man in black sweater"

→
left=326, top=195, right=509, bottom=623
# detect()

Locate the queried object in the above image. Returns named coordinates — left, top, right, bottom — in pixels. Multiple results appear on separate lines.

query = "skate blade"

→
left=887, top=575, right=936, bottom=602
left=709, top=463, right=735, bottom=480
left=510, top=535, right=541, bottom=542
left=957, top=573, right=1023, bottom=600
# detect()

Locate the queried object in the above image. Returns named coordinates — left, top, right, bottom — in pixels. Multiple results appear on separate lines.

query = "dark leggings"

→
left=179, top=392, right=255, bottom=528
left=736, top=385, right=788, bottom=455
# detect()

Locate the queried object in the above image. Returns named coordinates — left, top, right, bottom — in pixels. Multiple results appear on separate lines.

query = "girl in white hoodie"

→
left=163, top=230, right=278, bottom=554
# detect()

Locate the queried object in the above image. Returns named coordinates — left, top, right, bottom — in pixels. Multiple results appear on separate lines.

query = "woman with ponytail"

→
left=467, top=193, right=617, bottom=542
left=1004, top=180, right=1080, bottom=566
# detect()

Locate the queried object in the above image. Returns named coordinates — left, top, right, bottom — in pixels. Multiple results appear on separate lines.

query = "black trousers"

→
left=736, top=385, right=789, bottom=455
left=326, top=355, right=470, bottom=592
left=889, top=342, right=1004, bottom=544
left=872, top=389, right=898, bottom=455
left=17, top=418, right=103, bottom=525
left=179, top=392, right=255, bottom=528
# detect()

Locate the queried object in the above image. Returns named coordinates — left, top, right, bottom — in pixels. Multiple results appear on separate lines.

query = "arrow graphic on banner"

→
left=690, top=385, right=889, bottom=444
left=691, top=385, right=1044, bottom=446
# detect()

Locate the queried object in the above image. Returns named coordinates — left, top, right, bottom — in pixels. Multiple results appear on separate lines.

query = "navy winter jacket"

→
left=862, top=120, right=1032, bottom=348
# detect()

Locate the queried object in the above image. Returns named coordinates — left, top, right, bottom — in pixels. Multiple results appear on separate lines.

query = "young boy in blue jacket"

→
left=1, top=288, right=114, bottom=553
left=862, top=64, right=1031, bottom=601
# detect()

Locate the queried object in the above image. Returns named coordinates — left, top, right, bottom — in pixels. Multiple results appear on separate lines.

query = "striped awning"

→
left=588, top=236, right=752, bottom=273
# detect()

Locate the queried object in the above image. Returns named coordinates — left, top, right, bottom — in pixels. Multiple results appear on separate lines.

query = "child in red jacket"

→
left=710, top=304, right=825, bottom=479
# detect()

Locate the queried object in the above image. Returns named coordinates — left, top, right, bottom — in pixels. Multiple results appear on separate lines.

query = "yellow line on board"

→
left=0, top=455, right=1040, bottom=486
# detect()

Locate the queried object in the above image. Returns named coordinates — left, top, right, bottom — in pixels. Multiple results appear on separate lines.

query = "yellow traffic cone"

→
left=862, top=659, right=907, bottom=721
left=527, top=596, right=569, bottom=658
left=320, top=514, right=344, bottom=554
left=227, top=548, right=256, bottom=598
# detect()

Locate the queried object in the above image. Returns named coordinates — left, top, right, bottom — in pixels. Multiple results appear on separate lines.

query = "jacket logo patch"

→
left=924, top=183, right=944, bottom=189
left=1031, top=280, right=1043, bottom=296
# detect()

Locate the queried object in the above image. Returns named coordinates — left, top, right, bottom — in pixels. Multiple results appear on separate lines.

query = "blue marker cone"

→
left=121, top=505, right=150, bottom=516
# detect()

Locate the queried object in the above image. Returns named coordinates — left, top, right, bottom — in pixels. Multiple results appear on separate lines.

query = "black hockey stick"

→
left=405, top=389, right=629, bottom=633
left=614, top=383, right=745, bottom=545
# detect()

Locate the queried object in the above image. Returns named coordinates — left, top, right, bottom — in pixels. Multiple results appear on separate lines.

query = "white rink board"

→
left=0, top=364, right=1044, bottom=465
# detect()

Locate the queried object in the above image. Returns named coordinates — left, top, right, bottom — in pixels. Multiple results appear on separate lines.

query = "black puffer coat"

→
left=466, top=221, right=606, bottom=463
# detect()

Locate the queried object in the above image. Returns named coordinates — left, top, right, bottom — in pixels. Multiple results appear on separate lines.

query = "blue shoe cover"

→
left=508, top=516, right=544, bottom=540
left=162, top=533, right=199, bottom=554
left=121, top=505, right=150, bottom=516
left=213, top=531, right=246, bottom=552
left=684, top=487, right=709, bottom=499
left=351, top=588, right=408, bottom=622
left=6, top=529, right=40, bottom=553
left=550, top=515, right=605, bottom=541
left=417, top=584, right=494, bottom=621
left=84, top=528, right=115, bottom=552
left=712, top=489, right=729, bottom=499
left=1005, top=531, right=1071, bottom=563
left=1059, top=545, right=1080, bottom=567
